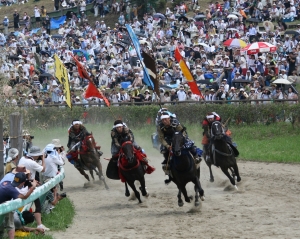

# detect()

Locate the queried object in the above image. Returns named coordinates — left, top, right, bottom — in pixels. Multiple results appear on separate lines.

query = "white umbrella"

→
left=139, top=39, right=150, bottom=45
left=227, top=28, right=239, bottom=31
left=272, top=79, right=292, bottom=85
left=231, top=11, right=242, bottom=17
left=227, top=14, right=238, bottom=19
left=197, top=42, right=210, bottom=48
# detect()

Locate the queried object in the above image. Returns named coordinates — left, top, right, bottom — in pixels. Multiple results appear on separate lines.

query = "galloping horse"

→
left=170, top=130, right=205, bottom=207
left=205, top=121, right=241, bottom=187
left=118, top=141, right=154, bottom=203
left=76, top=134, right=109, bottom=189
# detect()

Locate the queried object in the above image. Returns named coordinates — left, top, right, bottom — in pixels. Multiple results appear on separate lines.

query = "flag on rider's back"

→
left=174, top=47, right=203, bottom=98
left=70, top=53, right=110, bottom=107
left=54, top=54, right=72, bottom=109
left=125, top=24, right=154, bottom=89
left=142, top=51, right=159, bottom=96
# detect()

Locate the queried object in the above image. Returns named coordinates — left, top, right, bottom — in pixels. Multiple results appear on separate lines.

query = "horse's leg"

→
left=127, top=180, right=142, bottom=203
left=177, top=189, right=184, bottom=207
left=232, top=163, right=241, bottom=182
left=221, top=167, right=235, bottom=185
left=193, top=177, right=205, bottom=203
left=125, top=182, right=130, bottom=197
left=204, top=159, right=214, bottom=182
left=181, top=184, right=192, bottom=203
left=76, top=167, right=90, bottom=181
left=139, top=176, right=148, bottom=197
left=89, top=169, right=95, bottom=181
left=94, top=156, right=109, bottom=189
left=229, top=167, right=236, bottom=179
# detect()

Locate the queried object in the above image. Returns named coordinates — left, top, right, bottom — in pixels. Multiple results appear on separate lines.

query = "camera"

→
left=24, top=179, right=33, bottom=187
left=30, top=136, right=34, bottom=139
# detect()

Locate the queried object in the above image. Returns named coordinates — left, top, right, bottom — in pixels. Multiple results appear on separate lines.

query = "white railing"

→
left=0, top=168, right=65, bottom=222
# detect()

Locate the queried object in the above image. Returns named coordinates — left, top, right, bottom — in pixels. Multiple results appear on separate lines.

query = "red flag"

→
left=174, top=48, right=204, bottom=99
left=70, top=53, right=110, bottom=107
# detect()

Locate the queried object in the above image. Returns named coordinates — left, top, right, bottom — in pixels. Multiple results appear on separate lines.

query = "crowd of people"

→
left=0, top=137, right=67, bottom=238
left=0, top=0, right=298, bottom=108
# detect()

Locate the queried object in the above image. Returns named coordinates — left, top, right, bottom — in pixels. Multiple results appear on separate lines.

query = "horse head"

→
left=121, top=141, right=135, bottom=164
left=172, top=130, right=186, bottom=157
left=211, top=121, right=225, bottom=140
left=82, top=134, right=97, bottom=153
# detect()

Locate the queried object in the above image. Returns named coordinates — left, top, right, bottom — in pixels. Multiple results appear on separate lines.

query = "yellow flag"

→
left=54, top=54, right=72, bottom=109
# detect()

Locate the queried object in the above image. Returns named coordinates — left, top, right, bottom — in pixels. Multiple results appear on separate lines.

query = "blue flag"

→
left=125, top=24, right=154, bottom=88
left=50, top=16, right=66, bottom=30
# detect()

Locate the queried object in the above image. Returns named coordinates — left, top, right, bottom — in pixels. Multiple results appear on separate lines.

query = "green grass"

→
left=30, top=121, right=300, bottom=164
left=15, top=197, right=75, bottom=239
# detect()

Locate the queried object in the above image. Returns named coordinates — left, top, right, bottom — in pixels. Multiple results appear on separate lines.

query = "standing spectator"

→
left=13, top=10, right=20, bottom=30
left=4, top=148, right=19, bottom=174
left=34, top=5, right=41, bottom=27
left=41, top=6, right=47, bottom=21
left=177, top=85, right=186, bottom=101
left=18, top=146, right=49, bottom=231
left=3, top=16, right=9, bottom=36
left=42, top=144, right=64, bottom=181
left=54, top=0, right=60, bottom=11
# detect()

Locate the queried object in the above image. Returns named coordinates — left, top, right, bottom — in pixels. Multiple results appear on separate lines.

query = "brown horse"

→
left=76, top=134, right=109, bottom=189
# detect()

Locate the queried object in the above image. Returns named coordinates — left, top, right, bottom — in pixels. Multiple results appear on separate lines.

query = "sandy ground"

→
left=51, top=152, right=300, bottom=239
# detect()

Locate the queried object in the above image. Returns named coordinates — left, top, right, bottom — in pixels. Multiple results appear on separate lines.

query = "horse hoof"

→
left=200, top=196, right=205, bottom=201
left=195, top=201, right=200, bottom=207
left=178, top=201, right=184, bottom=207
left=210, top=178, right=214, bottom=183
left=237, top=177, right=241, bottom=182
left=234, top=185, right=238, bottom=190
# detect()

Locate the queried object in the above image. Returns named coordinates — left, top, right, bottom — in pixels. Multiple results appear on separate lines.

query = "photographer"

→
left=237, top=88, right=249, bottom=102
left=216, top=85, right=229, bottom=103
left=42, top=144, right=64, bottom=181
left=18, top=146, right=49, bottom=231
left=22, top=130, right=33, bottom=156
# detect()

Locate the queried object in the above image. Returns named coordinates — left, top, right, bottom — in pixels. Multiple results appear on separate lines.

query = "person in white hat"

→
left=4, top=148, right=19, bottom=174
left=3, top=16, right=9, bottom=35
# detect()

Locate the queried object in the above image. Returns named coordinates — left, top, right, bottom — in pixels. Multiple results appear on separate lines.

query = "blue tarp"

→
left=50, top=16, right=66, bottom=30
left=30, top=28, right=40, bottom=35
left=73, top=49, right=89, bottom=60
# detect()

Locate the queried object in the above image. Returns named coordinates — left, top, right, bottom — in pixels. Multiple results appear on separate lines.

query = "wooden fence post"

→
left=9, top=113, right=23, bottom=159
left=0, top=119, right=3, bottom=179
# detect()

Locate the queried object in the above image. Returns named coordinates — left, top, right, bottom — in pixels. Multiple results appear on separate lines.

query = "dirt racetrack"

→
left=52, top=153, right=300, bottom=239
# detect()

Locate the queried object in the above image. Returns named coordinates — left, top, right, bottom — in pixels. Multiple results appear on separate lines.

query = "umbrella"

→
left=51, top=34, right=63, bottom=39
left=197, top=79, right=212, bottom=85
left=115, top=43, right=126, bottom=50
left=182, top=30, right=191, bottom=38
left=194, top=14, right=206, bottom=20
left=64, top=62, right=75, bottom=68
left=227, top=28, right=239, bottom=32
left=246, top=18, right=261, bottom=23
left=178, top=16, right=188, bottom=22
left=197, top=42, right=210, bottom=48
left=40, top=50, right=51, bottom=56
left=272, top=79, right=292, bottom=85
left=263, top=21, right=274, bottom=32
left=227, top=14, right=238, bottom=19
left=40, top=73, right=53, bottom=77
left=241, top=42, right=277, bottom=55
left=73, top=49, right=89, bottom=60
left=135, top=32, right=146, bottom=38
left=139, top=39, right=151, bottom=45
left=8, top=55, right=19, bottom=60
left=231, top=12, right=242, bottom=17
left=223, top=38, right=247, bottom=48
left=157, top=60, right=167, bottom=68
left=153, top=13, right=166, bottom=20
left=284, top=30, right=300, bottom=36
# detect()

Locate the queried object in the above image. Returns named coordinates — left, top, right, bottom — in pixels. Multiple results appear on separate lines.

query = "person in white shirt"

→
left=18, top=146, right=49, bottom=231
left=42, top=144, right=64, bottom=179
left=177, top=86, right=187, bottom=101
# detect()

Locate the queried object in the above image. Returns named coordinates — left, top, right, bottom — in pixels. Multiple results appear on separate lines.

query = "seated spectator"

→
left=4, top=148, right=19, bottom=174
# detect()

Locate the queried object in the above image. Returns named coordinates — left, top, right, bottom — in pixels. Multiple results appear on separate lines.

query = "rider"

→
left=67, top=120, right=91, bottom=167
left=202, top=112, right=237, bottom=165
left=157, top=112, right=199, bottom=183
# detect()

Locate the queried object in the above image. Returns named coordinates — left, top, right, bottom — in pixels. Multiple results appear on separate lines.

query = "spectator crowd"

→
left=0, top=0, right=298, bottom=108
left=0, top=136, right=67, bottom=238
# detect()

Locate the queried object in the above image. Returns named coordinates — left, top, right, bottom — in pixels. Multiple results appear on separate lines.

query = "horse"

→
left=76, top=134, right=109, bottom=189
left=169, top=130, right=205, bottom=207
left=118, top=141, right=150, bottom=204
left=204, top=121, right=241, bottom=187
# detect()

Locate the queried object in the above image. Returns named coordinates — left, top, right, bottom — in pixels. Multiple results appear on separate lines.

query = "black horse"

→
left=169, top=130, right=205, bottom=207
left=118, top=141, right=149, bottom=203
left=205, top=121, right=241, bottom=187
